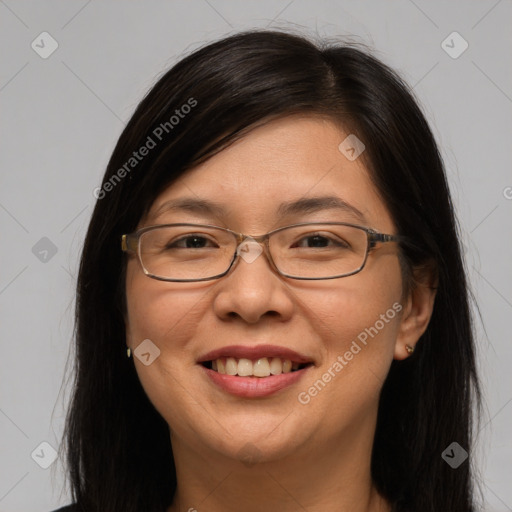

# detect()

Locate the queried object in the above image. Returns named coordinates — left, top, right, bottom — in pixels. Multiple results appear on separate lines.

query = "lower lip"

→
left=200, top=365, right=311, bottom=398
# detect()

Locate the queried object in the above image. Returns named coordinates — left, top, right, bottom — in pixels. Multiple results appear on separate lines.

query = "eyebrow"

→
left=277, top=196, right=366, bottom=221
left=150, top=195, right=366, bottom=223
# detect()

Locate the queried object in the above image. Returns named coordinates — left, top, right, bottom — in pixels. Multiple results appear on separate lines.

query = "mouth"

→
left=200, top=357, right=313, bottom=377
left=197, top=344, right=314, bottom=397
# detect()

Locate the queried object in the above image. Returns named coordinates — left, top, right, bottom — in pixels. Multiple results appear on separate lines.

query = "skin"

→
left=124, top=115, right=436, bottom=512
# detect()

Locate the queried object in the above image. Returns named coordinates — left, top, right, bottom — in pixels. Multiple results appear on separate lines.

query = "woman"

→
left=54, top=29, right=481, bottom=512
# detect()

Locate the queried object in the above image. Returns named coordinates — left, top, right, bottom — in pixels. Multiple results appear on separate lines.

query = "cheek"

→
left=300, top=253, right=403, bottom=385
left=125, top=261, right=210, bottom=350
left=124, top=264, right=214, bottom=427
left=293, top=270, right=403, bottom=436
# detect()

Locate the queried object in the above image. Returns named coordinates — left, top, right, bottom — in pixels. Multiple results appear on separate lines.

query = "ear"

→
left=394, top=263, right=437, bottom=360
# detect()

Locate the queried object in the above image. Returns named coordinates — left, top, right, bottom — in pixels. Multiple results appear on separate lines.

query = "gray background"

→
left=0, top=1, right=511, bottom=511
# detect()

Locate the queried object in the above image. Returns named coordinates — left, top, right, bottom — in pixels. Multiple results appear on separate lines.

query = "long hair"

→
left=61, top=29, right=481, bottom=511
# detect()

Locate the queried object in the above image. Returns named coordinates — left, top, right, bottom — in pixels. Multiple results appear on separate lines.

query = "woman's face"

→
left=125, top=115, right=408, bottom=465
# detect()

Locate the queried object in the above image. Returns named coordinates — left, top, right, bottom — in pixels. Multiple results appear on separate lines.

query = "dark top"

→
left=51, top=506, right=78, bottom=512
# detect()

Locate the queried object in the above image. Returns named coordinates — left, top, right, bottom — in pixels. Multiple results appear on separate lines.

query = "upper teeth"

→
left=211, top=357, right=300, bottom=377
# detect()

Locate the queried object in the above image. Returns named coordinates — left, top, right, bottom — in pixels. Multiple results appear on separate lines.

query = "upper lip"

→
left=197, top=344, right=314, bottom=364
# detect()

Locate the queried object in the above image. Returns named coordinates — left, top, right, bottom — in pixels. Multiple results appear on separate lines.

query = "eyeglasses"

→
left=121, top=222, right=403, bottom=282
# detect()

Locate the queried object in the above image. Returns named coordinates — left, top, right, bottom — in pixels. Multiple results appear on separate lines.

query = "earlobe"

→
left=394, top=265, right=437, bottom=360
left=124, top=314, right=132, bottom=356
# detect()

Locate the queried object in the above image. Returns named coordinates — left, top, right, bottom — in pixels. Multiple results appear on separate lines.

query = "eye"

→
left=292, top=233, right=349, bottom=249
left=166, top=235, right=219, bottom=249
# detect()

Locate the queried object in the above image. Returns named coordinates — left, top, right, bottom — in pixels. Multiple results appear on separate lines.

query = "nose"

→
left=211, top=237, right=294, bottom=324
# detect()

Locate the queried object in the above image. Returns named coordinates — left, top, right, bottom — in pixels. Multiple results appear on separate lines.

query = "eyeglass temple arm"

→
left=368, top=230, right=404, bottom=247
left=371, top=233, right=396, bottom=242
left=121, top=234, right=138, bottom=253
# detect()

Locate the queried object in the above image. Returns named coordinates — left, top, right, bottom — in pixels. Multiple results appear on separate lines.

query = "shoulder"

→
left=50, top=505, right=78, bottom=512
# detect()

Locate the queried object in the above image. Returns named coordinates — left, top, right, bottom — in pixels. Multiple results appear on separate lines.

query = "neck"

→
left=167, top=421, right=391, bottom=512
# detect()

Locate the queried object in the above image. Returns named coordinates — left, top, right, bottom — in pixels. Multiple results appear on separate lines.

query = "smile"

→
left=202, top=357, right=311, bottom=377
left=197, top=344, right=314, bottom=398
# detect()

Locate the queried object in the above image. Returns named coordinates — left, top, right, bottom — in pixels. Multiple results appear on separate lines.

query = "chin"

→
left=195, top=419, right=311, bottom=466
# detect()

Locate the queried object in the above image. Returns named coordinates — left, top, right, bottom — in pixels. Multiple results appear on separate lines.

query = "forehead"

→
left=144, top=116, right=393, bottom=231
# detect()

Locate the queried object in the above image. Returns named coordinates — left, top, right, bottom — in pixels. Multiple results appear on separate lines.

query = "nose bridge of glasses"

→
left=234, top=232, right=272, bottom=265
left=235, top=232, right=269, bottom=246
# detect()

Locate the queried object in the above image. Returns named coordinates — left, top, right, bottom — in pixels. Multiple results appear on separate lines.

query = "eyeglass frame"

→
left=121, top=221, right=405, bottom=282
